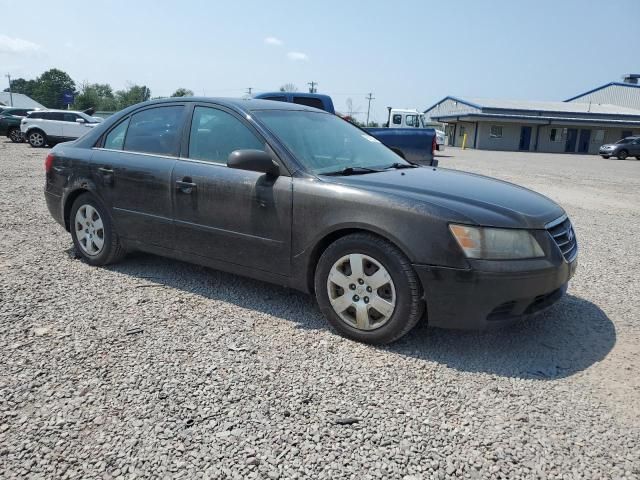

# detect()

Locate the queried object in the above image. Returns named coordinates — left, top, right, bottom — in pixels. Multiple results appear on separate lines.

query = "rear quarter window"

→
left=103, top=118, right=130, bottom=150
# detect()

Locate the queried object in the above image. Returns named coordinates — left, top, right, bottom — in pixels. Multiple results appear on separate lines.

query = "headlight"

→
left=449, top=224, right=544, bottom=259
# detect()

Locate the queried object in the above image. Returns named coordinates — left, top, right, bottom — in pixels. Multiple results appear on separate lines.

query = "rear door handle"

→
left=98, top=167, right=114, bottom=174
left=176, top=178, right=196, bottom=194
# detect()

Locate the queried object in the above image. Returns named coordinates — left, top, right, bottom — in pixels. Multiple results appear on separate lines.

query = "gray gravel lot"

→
left=1, top=141, right=639, bottom=479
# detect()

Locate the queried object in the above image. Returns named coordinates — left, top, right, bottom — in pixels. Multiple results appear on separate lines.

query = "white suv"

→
left=21, top=110, right=102, bottom=148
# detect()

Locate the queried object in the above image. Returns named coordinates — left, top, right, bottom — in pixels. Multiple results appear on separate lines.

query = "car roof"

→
left=130, top=97, right=329, bottom=115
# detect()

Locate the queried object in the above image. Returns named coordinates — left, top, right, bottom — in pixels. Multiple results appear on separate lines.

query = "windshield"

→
left=616, top=138, right=633, bottom=144
left=254, top=110, right=409, bottom=174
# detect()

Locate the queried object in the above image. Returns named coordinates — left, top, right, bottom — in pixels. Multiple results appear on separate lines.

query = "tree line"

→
left=4, top=68, right=194, bottom=111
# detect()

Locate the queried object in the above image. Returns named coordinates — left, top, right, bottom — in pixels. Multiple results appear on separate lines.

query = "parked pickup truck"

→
left=254, top=92, right=437, bottom=165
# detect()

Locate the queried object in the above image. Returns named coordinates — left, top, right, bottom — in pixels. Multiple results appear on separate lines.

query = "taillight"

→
left=45, top=153, right=54, bottom=173
left=431, top=136, right=437, bottom=154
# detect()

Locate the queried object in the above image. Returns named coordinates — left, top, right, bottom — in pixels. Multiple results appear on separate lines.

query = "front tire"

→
left=27, top=130, right=47, bottom=148
left=617, top=150, right=628, bottom=160
left=601, top=155, right=610, bottom=159
left=8, top=128, right=23, bottom=143
left=70, top=193, right=126, bottom=266
left=314, top=233, right=423, bottom=344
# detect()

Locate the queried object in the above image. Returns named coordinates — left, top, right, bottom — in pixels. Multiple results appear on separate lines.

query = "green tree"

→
left=171, top=88, right=194, bottom=97
left=4, top=78, right=37, bottom=97
left=75, top=82, right=118, bottom=111
left=115, top=84, right=151, bottom=109
left=30, top=69, right=76, bottom=109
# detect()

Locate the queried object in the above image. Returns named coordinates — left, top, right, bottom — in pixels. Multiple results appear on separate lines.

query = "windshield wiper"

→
left=322, top=166, right=383, bottom=176
left=384, top=162, right=418, bottom=170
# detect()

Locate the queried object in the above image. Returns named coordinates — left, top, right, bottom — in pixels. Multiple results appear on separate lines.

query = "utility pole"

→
left=307, top=81, right=317, bottom=93
left=5, top=74, right=13, bottom=106
left=246, top=87, right=253, bottom=96
left=365, top=92, right=375, bottom=126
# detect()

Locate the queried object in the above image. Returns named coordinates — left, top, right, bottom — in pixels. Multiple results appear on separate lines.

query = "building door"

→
left=565, top=128, right=578, bottom=152
left=577, top=129, right=591, bottom=153
left=519, top=126, right=532, bottom=150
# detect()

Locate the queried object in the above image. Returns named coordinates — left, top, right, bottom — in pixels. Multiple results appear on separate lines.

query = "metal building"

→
left=424, top=76, right=640, bottom=154
left=0, top=92, right=45, bottom=109
left=566, top=75, right=640, bottom=110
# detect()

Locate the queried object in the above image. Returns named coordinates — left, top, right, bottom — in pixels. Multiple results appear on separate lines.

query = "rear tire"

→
left=636, top=156, right=640, bottom=160
left=27, top=129, right=47, bottom=148
left=617, top=150, right=628, bottom=160
left=8, top=128, right=23, bottom=143
left=69, top=193, right=126, bottom=266
left=314, top=233, right=424, bottom=344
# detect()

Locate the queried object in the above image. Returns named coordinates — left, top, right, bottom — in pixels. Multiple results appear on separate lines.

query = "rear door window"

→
left=47, top=112, right=65, bottom=121
left=188, top=106, right=264, bottom=164
left=123, top=106, right=184, bottom=156
left=292, top=96, right=325, bottom=110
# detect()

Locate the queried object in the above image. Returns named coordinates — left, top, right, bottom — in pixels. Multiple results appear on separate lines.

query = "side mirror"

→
left=228, top=149, right=279, bottom=177
left=76, top=118, right=86, bottom=124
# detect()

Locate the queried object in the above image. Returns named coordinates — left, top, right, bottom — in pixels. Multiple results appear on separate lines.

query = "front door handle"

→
left=98, top=167, right=113, bottom=174
left=176, top=178, right=196, bottom=194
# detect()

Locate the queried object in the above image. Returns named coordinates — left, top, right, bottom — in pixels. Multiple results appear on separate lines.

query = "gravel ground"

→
left=1, top=141, right=638, bottom=479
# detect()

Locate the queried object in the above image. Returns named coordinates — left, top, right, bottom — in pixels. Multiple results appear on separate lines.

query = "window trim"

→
left=489, top=125, right=503, bottom=138
left=392, top=114, right=402, bottom=125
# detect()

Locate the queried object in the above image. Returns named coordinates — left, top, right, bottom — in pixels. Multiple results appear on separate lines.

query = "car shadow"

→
left=93, top=250, right=615, bottom=381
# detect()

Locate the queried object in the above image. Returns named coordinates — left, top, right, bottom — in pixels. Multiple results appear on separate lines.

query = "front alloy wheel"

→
left=315, top=233, right=424, bottom=344
left=327, top=254, right=396, bottom=330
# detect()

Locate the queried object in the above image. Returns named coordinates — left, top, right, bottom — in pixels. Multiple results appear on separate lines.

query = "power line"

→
left=308, top=81, right=317, bottom=93
left=365, top=92, right=375, bottom=126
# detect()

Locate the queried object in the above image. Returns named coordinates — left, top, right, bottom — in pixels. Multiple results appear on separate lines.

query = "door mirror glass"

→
left=76, top=118, right=86, bottom=124
left=228, top=149, right=279, bottom=176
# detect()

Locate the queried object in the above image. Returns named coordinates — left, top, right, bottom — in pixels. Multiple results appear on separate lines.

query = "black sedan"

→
left=44, top=98, right=578, bottom=344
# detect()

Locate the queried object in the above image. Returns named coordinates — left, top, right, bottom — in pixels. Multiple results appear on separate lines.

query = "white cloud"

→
left=264, top=36, right=283, bottom=46
left=287, top=51, right=309, bottom=62
left=0, top=35, right=41, bottom=54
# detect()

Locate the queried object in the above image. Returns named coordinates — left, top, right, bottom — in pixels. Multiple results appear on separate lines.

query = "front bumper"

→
left=414, top=255, right=577, bottom=329
left=599, top=148, right=615, bottom=155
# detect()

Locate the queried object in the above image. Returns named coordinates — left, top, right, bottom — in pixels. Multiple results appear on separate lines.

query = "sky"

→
left=1, top=0, right=639, bottom=122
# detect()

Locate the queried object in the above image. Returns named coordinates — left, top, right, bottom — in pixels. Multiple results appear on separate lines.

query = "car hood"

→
left=320, top=167, right=565, bottom=229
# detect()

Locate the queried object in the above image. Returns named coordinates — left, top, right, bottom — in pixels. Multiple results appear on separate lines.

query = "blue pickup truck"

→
left=254, top=92, right=437, bottom=166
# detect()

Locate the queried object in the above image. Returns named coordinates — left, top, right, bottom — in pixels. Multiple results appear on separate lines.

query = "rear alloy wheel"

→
left=70, top=193, right=125, bottom=266
left=8, top=128, right=23, bottom=143
left=617, top=150, right=628, bottom=160
left=27, top=130, right=46, bottom=148
left=315, top=233, right=423, bottom=344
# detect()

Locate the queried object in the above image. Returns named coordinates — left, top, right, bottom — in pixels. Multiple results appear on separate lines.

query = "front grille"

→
left=546, top=215, right=578, bottom=262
